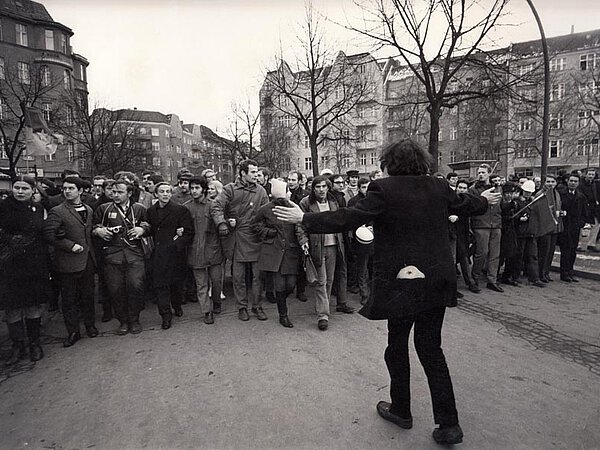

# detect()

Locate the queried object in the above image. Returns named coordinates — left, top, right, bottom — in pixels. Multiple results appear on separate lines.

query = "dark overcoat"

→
left=184, top=197, right=223, bottom=269
left=42, top=201, right=96, bottom=273
left=302, top=176, right=487, bottom=320
left=253, top=199, right=303, bottom=274
left=0, top=197, right=49, bottom=310
left=147, top=200, right=194, bottom=287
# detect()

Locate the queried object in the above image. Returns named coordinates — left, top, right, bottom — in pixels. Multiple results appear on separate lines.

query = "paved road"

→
left=1, top=277, right=599, bottom=449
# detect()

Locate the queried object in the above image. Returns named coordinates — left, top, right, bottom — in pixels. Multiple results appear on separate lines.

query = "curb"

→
left=551, top=265, right=600, bottom=281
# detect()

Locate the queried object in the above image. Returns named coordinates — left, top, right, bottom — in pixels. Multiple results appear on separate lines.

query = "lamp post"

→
left=525, top=0, right=550, bottom=182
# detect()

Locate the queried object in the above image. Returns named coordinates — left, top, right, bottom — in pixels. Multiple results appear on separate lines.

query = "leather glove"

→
left=218, top=223, right=230, bottom=237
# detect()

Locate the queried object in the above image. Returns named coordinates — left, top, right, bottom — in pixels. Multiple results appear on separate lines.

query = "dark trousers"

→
left=516, top=237, right=539, bottom=282
left=332, top=247, right=348, bottom=306
left=57, top=257, right=96, bottom=333
left=104, top=258, right=145, bottom=324
left=537, top=233, right=557, bottom=278
left=559, top=227, right=581, bottom=276
left=296, top=258, right=307, bottom=299
left=385, top=307, right=458, bottom=426
left=155, top=284, right=183, bottom=319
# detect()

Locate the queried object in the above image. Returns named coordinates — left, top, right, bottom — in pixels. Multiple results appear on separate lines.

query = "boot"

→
left=279, top=316, right=294, bottom=328
left=213, top=301, right=222, bottom=314
left=275, top=291, right=290, bottom=322
left=25, top=318, right=44, bottom=362
left=5, top=322, right=26, bottom=366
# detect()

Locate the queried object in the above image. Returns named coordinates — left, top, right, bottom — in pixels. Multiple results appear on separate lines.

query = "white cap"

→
left=270, top=178, right=287, bottom=199
left=355, top=225, right=374, bottom=244
left=320, top=168, right=333, bottom=176
left=522, top=180, right=536, bottom=193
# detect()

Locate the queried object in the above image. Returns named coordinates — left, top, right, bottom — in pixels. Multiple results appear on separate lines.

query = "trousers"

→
left=471, top=228, right=501, bottom=284
left=232, top=260, right=261, bottom=310
left=103, top=257, right=145, bottom=324
left=192, top=264, right=222, bottom=314
left=57, top=256, right=96, bottom=333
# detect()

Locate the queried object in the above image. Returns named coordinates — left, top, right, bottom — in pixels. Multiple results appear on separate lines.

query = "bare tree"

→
left=262, top=3, right=373, bottom=176
left=348, top=0, right=512, bottom=171
left=0, top=58, right=62, bottom=178
left=574, top=64, right=600, bottom=168
left=256, top=125, right=294, bottom=177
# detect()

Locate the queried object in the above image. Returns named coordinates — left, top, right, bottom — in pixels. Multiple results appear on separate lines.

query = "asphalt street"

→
left=0, top=276, right=599, bottom=450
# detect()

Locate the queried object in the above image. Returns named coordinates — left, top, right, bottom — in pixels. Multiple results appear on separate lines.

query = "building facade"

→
left=0, top=0, right=89, bottom=186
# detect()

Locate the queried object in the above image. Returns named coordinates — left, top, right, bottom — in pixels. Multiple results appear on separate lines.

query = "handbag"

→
left=303, top=250, right=319, bottom=285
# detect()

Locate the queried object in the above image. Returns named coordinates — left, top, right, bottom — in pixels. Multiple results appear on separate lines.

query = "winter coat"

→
left=252, top=199, right=303, bottom=274
left=298, top=196, right=346, bottom=267
left=42, top=201, right=96, bottom=273
left=289, top=186, right=309, bottom=205
left=578, top=180, right=600, bottom=222
left=469, top=182, right=502, bottom=229
left=147, top=200, right=194, bottom=287
left=0, top=197, right=49, bottom=310
left=302, top=176, right=487, bottom=320
left=185, top=197, right=223, bottom=269
left=210, top=178, right=269, bottom=262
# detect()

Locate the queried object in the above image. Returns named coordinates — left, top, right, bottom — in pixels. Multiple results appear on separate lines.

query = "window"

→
left=517, top=116, right=533, bottom=131
left=550, top=57, right=565, bottom=72
left=176, top=145, right=181, bottom=154
left=152, top=156, right=161, bottom=166
left=139, top=127, right=147, bottom=135
left=67, top=142, right=74, bottom=162
left=304, top=157, right=312, bottom=171
left=15, top=23, right=27, bottom=46
left=334, top=86, right=343, bottom=100
left=549, top=113, right=564, bottom=130
left=549, top=140, right=562, bottom=158
left=152, top=142, right=160, bottom=152
left=450, top=151, right=457, bottom=163
left=0, top=57, right=4, bottom=80
left=370, top=152, right=377, bottom=165
left=360, top=153, right=367, bottom=165
left=0, top=98, right=3, bottom=120
left=438, top=130, right=442, bottom=142
left=79, top=158, right=86, bottom=170
left=580, top=53, right=596, bottom=71
left=42, top=103, right=51, bottom=122
left=578, top=110, right=600, bottom=128
left=550, top=83, right=565, bottom=101
left=515, top=140, right=537, bottom=158
left=304, top=135, right=309, bottom=149
left=79, top=64, right=85, bottom=81
left=177, top=160, right=182, bottom=168
left=450, top=128, right=457, bottom=141
left=45, top=30, right=54, bottom=50
left=45, top=152, right=55, bottom=161
left=66, top=106, right=73, bottom=126
left=576, top=138, right=599, bottom=156
left=465, top=125, right=473, bottom=138
left=17, top=62, right=30, bottom=84
left=277, top=115, right=292, bottom=127
left=449, top=79, right=458, bottom=92
left=63, top=70, right=71, bottom=90
left=151, top=128, right=159, bottom=136
left=59, top=34, right=67, bottom=53
left=519, top=64, right=533, bottom=76
left=41, top=65, right=51, bottom=87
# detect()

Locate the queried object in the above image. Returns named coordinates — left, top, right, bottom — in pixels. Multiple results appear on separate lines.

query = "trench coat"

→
left=184, top=197, right=223, bottom=269
left=0, top=197, right=49, bottom=310
left=147, top=200, right=194, bottom=287
left=301, top=176, right=487, bottom=320
left=252, top=199, right=303, bottom=274
left=210, top=178, right=268, bottom=262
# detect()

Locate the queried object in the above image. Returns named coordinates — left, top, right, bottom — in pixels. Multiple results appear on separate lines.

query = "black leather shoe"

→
left=545, top=274, right=554, bottom=282
left=63, top=331, right=81, bottom=348
left=456, top=290, right=464, bottom=299
left=86, top=325, right=99, bottom=338
left=318, top=319, right=328, bottom=331
left=432, top=424, right=463, bottom=445
left=336, top=304, right=355, bottom=314
left=238, top=308, right=250, bottom=321
left=560, top=276, right=572, bottom=282
left=539, top=276, right=550, bottom=283
left=161, top=318, right=172, bottom=330
left=569, top=276, right=579, bottom=282
left=486, top=283, right=504, bottom=293
left=251, top=307, right=268, bottom=321
left=506, top=279, right=520, bottom=286
left=468, top=284, right=481, bottom=293
left=204, top=312, right=215, bottom=325
left=279, top=316, right=294, bottom=328
left=130, top=321, right=142, bottom=334
left=530, top=280, right=546, bottom=288
left=5, top=344, right=26, bottom=366
left=116, top=322, right=129, bottom=336
left=213, top=303, right=222, bottom=314
left=29, top=343, right=44, bottom=362
left=173, top=306, right=184, bottom=317
left=376, top=401, right=413, bottom=429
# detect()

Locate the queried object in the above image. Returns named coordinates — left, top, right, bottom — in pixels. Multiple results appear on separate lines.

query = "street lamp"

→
left=525, top=0, right=550, bottom=182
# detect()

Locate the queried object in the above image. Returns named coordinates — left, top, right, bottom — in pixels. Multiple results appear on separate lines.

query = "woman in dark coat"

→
left=252, top=180, right=304, bottom=328
left=0, top=176, right=49, bottom=364
left=274, top=140, right=500, bottom=445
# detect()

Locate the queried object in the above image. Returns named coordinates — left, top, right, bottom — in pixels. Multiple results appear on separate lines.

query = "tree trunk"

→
left=310, top=137, right=319, bottom=176
left=428, top=105, right=442, bottom=173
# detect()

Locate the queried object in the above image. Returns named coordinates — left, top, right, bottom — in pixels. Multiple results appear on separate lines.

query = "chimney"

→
left=133, top=107, right=137, bottom=110
left=571, top=25, right=575, bottom=34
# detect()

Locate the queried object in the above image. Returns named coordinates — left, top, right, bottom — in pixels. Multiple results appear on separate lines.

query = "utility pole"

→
left=525, top=0, right=550, bottom=182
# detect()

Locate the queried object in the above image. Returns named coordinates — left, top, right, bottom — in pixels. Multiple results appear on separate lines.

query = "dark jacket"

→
left=302, top=176, right=487, bottom=320
left=42, top=201, right=96, bottom=273
left=184, top=197, right=223, bottom=269
left=469, top=182, right=502, bottom=229
left=298, top=196, right=346, bottom=267
left=0, top=197, right=49, bottom=310
left=253, top=199, right=303, bottom=274
left=147, top=200, right=194, bottom=287
left=289, top=186, right=309, bottom=205
left=210, top=178, right=269, bottom=262
left=578, top=180, right=600, bottom=222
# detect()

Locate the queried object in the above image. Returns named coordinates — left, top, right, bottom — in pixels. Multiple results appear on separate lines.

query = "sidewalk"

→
left=1, top=278, right=599, bottom=449
left=553, top=249, right=600, bottom=280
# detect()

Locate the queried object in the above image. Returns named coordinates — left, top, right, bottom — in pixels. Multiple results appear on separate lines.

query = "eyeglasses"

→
left=333, top=181, right=345, bottom=184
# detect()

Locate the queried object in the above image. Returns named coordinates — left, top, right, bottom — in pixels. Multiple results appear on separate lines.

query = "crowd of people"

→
left=0, top=157, right=598, bottom=369
left=2, top=138, right=599, bottom=445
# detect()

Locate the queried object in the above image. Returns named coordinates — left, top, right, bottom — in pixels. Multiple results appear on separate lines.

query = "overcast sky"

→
left=44, top=0, right=599, bottom=135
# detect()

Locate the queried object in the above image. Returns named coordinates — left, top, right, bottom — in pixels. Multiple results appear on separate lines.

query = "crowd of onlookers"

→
left=1, top=159, right=598, bottom=367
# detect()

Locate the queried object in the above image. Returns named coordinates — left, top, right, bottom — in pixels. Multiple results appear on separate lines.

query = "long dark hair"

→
left=379, top=139, right=431, bottom=176
left=308, top=175, right=332, bottom=204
